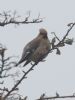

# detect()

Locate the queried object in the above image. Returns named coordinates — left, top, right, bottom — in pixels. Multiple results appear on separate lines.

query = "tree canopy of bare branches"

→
left=0, top=11, right=74, bottom=100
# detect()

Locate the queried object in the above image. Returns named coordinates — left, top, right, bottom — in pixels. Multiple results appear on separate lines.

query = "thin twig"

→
left=36, top=94, right=75, bottom=100
left=56, top=22, right=75, bottom=47
left=3, top=62, right=38, bottom=100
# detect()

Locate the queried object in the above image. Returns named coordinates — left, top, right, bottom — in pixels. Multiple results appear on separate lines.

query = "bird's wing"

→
left=18, top=36, right=42, bottom=64
left=31, top=38, right=51, bottom=63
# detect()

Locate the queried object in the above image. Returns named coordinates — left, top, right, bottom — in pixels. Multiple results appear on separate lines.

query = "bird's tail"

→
left=23, top=60, right=31, bottom=67
left=15, top=62, right=20, bottom=67
left=15, top=59, right=25, bottom=67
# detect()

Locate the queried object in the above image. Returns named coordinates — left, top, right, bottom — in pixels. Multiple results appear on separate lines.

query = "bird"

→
left=16, top=28, right=51, bottom=67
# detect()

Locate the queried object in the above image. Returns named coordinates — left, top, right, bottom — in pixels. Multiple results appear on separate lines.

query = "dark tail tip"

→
left=15, top=63, right=19, bottom=67
left=23, top=61, right=30, bottom=67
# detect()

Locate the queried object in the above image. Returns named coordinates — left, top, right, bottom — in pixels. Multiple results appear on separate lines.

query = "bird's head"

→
left=39, top=28, right=48, bottom=38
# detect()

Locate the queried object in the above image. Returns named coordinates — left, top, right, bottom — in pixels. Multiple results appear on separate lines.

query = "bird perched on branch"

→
left=16, top=28, right=51, bottom=67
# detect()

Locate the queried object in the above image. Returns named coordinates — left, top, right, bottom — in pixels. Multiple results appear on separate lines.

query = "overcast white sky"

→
left=0, top=0, right=75, bottom=100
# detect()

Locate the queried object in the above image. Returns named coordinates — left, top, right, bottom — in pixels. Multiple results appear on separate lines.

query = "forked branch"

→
left=3, top=22, right=75, bottom=100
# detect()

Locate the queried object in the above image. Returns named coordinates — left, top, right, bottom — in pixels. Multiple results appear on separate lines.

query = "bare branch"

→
left=0, top=11, right=43, bottom=27
left=37, top=94, right=75, bottom=100
left=0, top=87, right=9, bottom=93
left=51, top=32, right=60, bottom=42
left=56, top=22, right=75, bottom=47
left=49, top=22, right=75, bottom=55
left=3, top=62, right=38, bottom=100
left=0, top=44, right=18, bottom=79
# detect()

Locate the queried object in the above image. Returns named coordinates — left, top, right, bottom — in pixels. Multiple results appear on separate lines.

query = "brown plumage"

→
left=16, top=28, right=51, bottom=66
